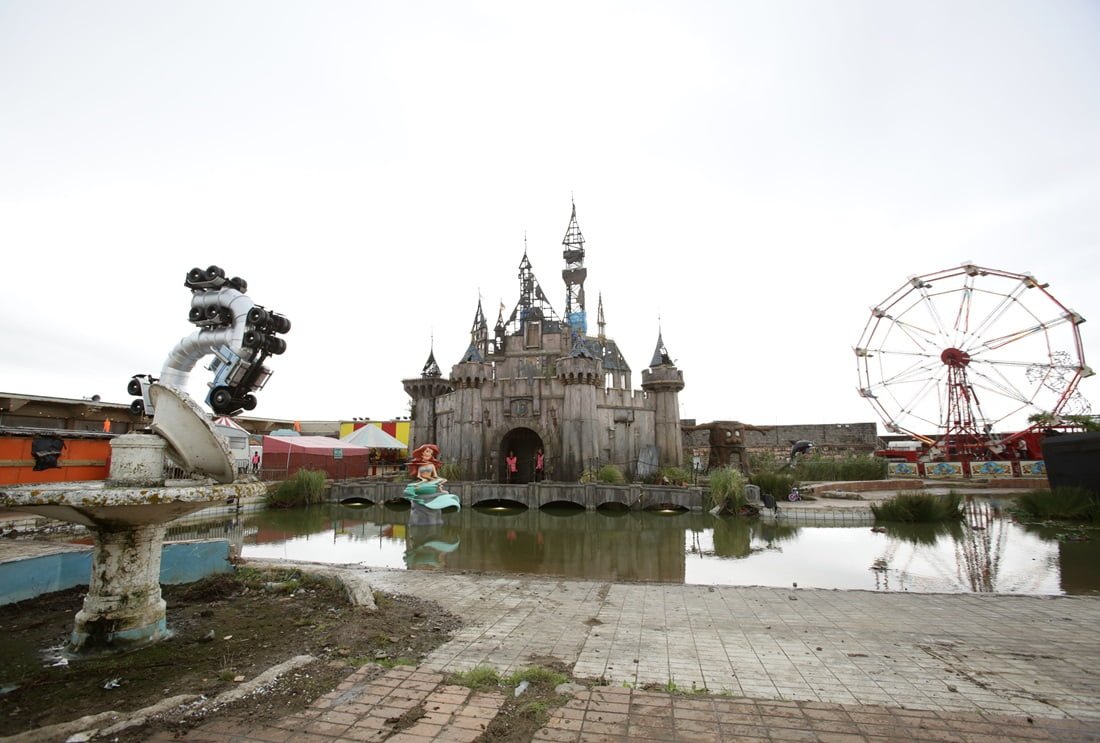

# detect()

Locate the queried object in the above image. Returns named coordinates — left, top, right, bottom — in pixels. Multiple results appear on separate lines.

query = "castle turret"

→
left=556, top=336, right=602, bottom=480
left=402, top=347, right=453, bottom=449
left=641, top=331, right=685, bottom=467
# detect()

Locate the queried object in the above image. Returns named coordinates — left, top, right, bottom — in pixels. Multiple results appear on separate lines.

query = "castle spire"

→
left=562, top=200, right=587, bottom=335
left=649, top=329, right=673, bottom=367
left=421, top=345, right=442, bottom=377
left=597, top=293, right=606, bottom=340
left=461, top=298, right=488, bottom=362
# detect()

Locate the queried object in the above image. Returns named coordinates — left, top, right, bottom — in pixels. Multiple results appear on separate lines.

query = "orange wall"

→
left=0, top=436, right=110, bottom=485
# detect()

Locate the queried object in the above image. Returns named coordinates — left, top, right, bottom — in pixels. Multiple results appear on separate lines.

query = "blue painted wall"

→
left=0, top=539, right=233, bottom=606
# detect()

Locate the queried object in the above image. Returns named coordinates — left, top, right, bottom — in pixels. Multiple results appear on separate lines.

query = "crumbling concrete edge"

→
left=245, top=558, right=379, bottom=611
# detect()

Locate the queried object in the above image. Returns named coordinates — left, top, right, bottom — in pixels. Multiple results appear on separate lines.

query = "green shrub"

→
left=439, top=463, right=465, bottom=481
left=871, top=492, right=963, bottom=522
left=596, top=464, right=625, bottom=484
left=706, top=467, right=747, bottom=511
left=265, top=468, right=328, bottom=508
left=658, top=466, right=692, bottom=486
left=750, top=471, right=796, bottom=501
left=795, top=454, right=886, bottom=481
left=1013, top=487, right=1099, bottom=521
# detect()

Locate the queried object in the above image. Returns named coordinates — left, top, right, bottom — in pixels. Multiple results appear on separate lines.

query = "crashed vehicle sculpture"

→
left=128, top=265, right=290, bottom=416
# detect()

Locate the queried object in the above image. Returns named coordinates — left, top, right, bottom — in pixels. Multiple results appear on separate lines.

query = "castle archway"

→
left=499, top=427, right=543, bottom=484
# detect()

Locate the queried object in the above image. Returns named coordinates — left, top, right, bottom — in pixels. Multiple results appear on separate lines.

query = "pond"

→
left=164, top=498, right=1100, bottom=595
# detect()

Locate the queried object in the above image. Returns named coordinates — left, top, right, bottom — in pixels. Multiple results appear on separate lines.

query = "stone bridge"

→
left=329, top=480, right=706, bottom=512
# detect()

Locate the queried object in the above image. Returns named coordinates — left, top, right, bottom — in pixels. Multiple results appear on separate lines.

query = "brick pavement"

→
left=66, top=568, right=1100, bottom=741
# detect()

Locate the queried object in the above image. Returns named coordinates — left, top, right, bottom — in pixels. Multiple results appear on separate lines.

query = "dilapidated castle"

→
left=403, top=204, right=684, bottom=482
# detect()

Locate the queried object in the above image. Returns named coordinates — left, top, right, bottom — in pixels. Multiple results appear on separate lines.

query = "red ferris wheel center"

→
left=940, top=348, right=971, bottom=367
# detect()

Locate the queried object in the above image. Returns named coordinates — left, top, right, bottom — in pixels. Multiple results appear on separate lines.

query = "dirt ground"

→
left=0, top=566, right=463, bottom=740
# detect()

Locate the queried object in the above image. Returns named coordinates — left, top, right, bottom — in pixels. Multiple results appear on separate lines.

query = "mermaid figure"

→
left=403, top=443, right=461, bottom=510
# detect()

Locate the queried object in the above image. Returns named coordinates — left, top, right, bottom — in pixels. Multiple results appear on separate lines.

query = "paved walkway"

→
left=134, top=566, right=1100, bottom=742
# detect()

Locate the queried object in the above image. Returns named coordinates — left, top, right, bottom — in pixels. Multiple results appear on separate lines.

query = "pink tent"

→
left=262, top=435, right=372, bottom=479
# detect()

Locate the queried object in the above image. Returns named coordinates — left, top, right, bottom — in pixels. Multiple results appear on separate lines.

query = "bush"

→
left=1013, top=487, right=1099, bottom=521
left=750, top=471, right=796, bottom=502
left=439, top=463, right=465, bottom=481
left=580, top=465, right=625, bottom=484
left=658, top=466, right=692, bottom=486
left=706, top=467, right=747, bottom=511
left=266, top=468, right=328, bottom=508
left=871, top=492, right=963, bottom=522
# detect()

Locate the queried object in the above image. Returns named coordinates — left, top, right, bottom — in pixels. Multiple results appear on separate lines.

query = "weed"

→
left=447, top=665, right=502, bottom=690
left=506, top=666, right=569, bottom=688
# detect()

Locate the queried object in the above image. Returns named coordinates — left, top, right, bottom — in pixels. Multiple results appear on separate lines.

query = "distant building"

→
left=404, top=204, right=684, bottom=483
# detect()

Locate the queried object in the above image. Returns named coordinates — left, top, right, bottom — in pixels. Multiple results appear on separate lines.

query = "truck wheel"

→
left=211, top=388, right=234, bottom=412
left=127, top=378, right=142, bottom=396
left=129, top=399, right=145, bottom=416
left=242, top=394, right=257, bottom=411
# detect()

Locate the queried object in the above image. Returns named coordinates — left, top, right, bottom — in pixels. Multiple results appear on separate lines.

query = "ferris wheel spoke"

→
left=893, top=369, right=948, bottom=422
left=951, top=279, right=976, bottom=339
left=979, top=313, right=1073, bottom=351
left=890, top=318, right=942, bottom=351
left=966, top=281, right=1032, bottom=346
left=915, top=283, right=952, bottom=342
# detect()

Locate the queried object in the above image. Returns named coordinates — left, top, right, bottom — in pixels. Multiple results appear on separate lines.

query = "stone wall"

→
left=683, top=421, right=879, bottom=459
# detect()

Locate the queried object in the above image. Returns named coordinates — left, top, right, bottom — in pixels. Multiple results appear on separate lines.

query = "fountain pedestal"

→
left=73, top=522, right=170, bottom=651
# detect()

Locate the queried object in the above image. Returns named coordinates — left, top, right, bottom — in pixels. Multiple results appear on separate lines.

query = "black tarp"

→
left=31, top=436, right=64, bottom=471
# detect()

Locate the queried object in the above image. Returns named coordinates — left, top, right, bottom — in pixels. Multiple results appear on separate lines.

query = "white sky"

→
left=2, top=1, right=1098, bottom=430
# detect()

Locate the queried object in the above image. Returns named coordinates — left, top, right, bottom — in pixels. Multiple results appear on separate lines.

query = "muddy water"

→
left=165, top=498, right=1100, bottom=595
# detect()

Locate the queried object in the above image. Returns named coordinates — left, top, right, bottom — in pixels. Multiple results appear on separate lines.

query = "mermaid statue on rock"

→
left=403, top=443, right=461, bottom=510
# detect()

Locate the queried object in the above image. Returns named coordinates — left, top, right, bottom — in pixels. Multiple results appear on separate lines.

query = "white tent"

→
left=339, top=425, right=406, bottom=449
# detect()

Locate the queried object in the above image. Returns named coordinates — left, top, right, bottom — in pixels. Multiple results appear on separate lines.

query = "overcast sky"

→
left=2, top=1, right=1098, bottom=432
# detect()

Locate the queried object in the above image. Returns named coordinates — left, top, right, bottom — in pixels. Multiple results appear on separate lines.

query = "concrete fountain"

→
left=0, top=265, right=290, bottom=654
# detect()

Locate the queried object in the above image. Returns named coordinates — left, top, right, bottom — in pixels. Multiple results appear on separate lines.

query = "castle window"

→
left=524, top=321, right=542, bottom=349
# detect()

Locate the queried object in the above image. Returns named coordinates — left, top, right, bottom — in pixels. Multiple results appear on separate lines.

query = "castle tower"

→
left=449, top=303, right=494, bottom=476
left=402, top=347, right=453, bottom=449
left=556, top=339, right=602, bottom=480
left=641, top=331, right=685, bottom=467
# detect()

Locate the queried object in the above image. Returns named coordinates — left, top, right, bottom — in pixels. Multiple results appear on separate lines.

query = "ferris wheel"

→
left=855, top=264, right=1092, bottom=460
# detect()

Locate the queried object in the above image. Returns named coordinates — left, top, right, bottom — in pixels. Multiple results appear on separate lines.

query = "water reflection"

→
left=160, top=499, right=1100, bottom=595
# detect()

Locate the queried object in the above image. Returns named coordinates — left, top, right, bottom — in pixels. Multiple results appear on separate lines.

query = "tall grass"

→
left=1013, top=487, right=1099, bottom=521
left=795, top=454, right=886, bottom=481
left=266, top=469, right=328, bottom=508
left=871, top=492, right=962, bottom=522
left=706, top=467, right=747, bottom=511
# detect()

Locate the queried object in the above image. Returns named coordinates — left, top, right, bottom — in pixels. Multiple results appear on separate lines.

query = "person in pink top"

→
left=535, top=449, right=544, bottom=481
left=505, top=451, right=518, bottom=483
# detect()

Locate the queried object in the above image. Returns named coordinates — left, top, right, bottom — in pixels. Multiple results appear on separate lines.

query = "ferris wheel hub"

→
left=940, top=347, right=971, bottom=368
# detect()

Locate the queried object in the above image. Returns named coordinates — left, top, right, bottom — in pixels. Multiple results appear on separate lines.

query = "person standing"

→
left=251, top=451, right=260, bottom=474
left=505, top=451, right=518, bottom=483
left=535, top=449, right=544, bottom=481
